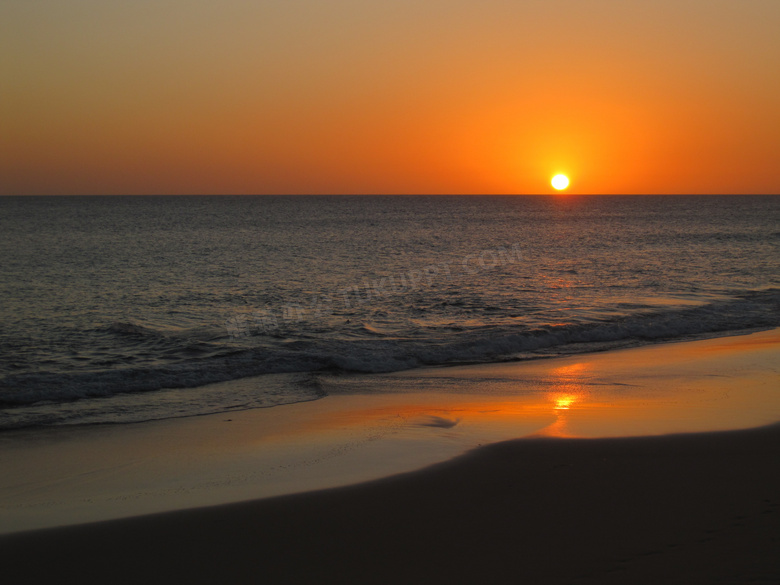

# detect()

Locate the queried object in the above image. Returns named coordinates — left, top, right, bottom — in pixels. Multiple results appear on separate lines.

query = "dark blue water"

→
left=1, top=195, right=778, bottom=429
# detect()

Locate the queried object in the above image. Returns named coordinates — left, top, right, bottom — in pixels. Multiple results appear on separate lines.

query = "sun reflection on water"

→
left=554, top=394, right=577, bottom=410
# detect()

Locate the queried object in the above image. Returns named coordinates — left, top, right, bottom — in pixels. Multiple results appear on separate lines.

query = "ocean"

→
left=1, top=195, right=778, bottom=430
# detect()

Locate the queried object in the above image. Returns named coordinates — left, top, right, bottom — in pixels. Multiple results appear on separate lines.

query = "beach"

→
left=1, top=427, right=779, bottom=584
left=1, top=329, right=779, bottom=583
left=4, top=0, right=780, bottom=579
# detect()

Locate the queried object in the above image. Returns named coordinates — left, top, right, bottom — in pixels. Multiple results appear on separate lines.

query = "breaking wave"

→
left=1, top=289, right=777, bottom=411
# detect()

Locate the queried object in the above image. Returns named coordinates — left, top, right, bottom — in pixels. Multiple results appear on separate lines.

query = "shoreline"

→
left=2, top=423, right=779, bottom=584
left=1, top=328, right=779, bottom=539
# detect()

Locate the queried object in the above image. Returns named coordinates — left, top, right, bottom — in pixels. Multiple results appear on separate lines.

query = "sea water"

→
left=1, top=195, right=778, bottom=429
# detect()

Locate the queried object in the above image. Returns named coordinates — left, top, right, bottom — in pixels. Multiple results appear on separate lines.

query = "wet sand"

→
left=2, top=423, right=779, bottom=584
left=1, top=329, right=779, bottom=583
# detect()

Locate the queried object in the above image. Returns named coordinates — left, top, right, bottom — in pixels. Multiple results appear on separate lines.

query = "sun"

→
left=551, top=174, right=570, bottom=190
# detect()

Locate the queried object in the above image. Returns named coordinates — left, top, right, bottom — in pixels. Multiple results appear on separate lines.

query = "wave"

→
left=1, top=288, right=778, bottom=409
left=101, top=321, right=226, bottom=344
left=0, top=373, right=326, bottom=431
left=104, top=321, right=164, bottom=337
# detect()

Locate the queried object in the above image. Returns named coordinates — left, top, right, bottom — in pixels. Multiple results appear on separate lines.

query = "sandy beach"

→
left=1, top=329, right=779, bottom=583
left=2, top=424, right=779, bottom=584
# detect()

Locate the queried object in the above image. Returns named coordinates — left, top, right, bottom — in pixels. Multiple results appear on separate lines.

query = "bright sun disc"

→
left=551, top=174, right=569, bottom=190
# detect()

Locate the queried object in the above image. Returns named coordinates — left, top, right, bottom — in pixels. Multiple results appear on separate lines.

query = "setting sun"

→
left=551, top=174, right=570, bottom=191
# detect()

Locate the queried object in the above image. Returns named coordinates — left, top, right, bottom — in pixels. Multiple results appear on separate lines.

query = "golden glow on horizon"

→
left=551, top=174, right=570, bottom=191
left=2, top=1, right=779, bottom=194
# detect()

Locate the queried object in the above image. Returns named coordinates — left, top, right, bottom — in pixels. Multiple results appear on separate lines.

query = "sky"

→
left=2, top=0, right=779, bottom=195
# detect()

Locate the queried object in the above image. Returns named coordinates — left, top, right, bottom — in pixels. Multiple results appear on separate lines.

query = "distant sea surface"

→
left=1, top=195, right=778, bottom=430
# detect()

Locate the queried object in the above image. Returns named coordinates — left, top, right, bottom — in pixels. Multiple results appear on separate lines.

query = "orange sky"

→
left=2, top=0, right=779, bottom=194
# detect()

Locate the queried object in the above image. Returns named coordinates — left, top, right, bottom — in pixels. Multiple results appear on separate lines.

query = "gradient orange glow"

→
left=2, top=1, right=779, bottom=194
